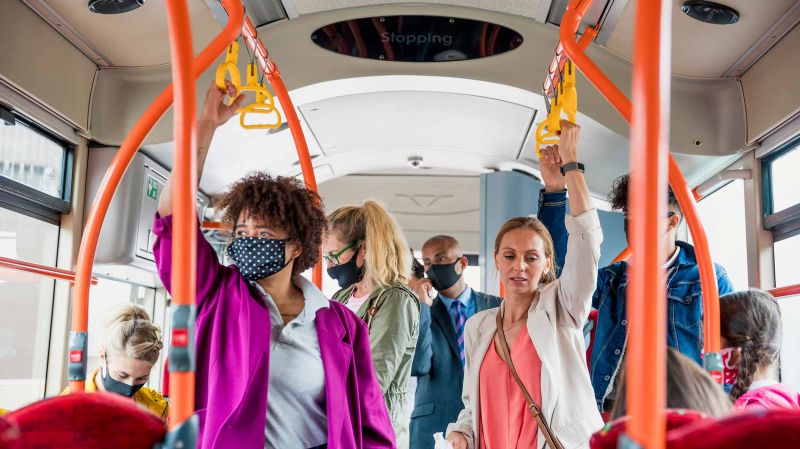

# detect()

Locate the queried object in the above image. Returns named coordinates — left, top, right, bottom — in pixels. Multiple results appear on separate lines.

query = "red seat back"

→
left=590, top=409, right=711, bottom=449
left=0, top=415, right=19, bottom=449
left=667, top=409, right=800, bottom=449
left=6, top=393, right=166, bottom=449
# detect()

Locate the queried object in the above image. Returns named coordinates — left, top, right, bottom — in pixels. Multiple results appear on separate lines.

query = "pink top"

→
left=479, top=326, right=542, bottom=449
left=735, top=382, right=800, bottom=412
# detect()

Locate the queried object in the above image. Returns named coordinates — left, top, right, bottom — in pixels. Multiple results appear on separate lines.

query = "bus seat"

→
left=667, top=409, right=800, bottom=449
left=590, top=409, right=711, bottom=449
left=5, top=392, right=166, bottom=449
left=162, top=358, right=170, bottom=398
left=0, top=414, right=19, bottom=449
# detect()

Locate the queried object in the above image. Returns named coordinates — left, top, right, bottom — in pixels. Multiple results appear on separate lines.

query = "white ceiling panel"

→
left=318, top=174, right=482, bottom=252
left=604, top=0, right=798, bottom=77
left=39, top=0, right=221, bottom=66
left=291, top=0, right=544, bottom=18
left=299, top=90, right=536, bottom=160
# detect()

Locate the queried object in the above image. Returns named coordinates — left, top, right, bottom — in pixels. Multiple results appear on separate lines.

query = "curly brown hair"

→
left=217, top=172, right=326, bottom=274
left=609, top=174, right=681, bottom=216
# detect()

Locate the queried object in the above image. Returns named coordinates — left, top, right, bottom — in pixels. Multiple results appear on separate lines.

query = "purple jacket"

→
left=153, top=214, right=396, bottom=449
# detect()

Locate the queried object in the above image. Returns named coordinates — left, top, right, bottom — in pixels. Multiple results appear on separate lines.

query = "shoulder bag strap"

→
left=495, top=306, right=565, bottom=449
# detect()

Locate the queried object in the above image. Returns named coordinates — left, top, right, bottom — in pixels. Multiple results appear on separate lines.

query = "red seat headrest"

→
left=591, top=409, right=711, bottom=449
left=667, top=409, right=800, bottom=449
left=0, top=415, right=20, bottom=449
left=6, top=392, right=166, bottom=449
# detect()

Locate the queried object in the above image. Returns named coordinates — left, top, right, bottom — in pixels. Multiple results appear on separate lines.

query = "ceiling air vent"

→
left=88, top=0, right=145, bottom=14
left=681, top=1, right=740, bottom=25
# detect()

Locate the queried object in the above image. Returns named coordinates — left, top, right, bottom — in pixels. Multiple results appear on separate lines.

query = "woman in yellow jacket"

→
left=61, top=304, right=168, bottom=420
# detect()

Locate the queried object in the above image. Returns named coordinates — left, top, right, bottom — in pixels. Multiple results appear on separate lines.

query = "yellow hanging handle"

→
left=214, top=43, right=282, bottom=129
left=236, top=64, right=282, bottom=129
left=215, top=42, right=241, bottom=103
left=534, top=60, right=578, bottom=156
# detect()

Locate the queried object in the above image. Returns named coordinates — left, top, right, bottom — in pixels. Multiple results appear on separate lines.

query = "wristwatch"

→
left=560, top=162, right=585, bottom=176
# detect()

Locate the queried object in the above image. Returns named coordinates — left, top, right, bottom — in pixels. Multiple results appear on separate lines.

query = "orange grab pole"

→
left=625, top=0, right=671, bottom=447
left=238, top=16, right=323, bottom=288
left=69, top=0, right=244, bottom=394
left=165, top=0, right=197, bottom=430
left=610, top=247, right=632, bottom=264
left=560, top=0, right=721, bottom=356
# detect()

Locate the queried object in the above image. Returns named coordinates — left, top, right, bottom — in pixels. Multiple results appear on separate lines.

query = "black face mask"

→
left=426, top=260, right=463, bottom=292
left=327, top=253, right=364, bottom=289
left=101, top=360, right=145, bottom=398
left=228, top=237, right=290, bottom=282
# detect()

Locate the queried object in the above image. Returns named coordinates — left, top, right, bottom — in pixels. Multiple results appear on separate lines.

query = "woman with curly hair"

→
left=153, top=82, right=395, bottom=449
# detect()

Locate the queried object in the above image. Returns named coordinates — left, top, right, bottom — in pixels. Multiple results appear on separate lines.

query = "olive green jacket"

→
left=333, top=283, right=420, bottom=437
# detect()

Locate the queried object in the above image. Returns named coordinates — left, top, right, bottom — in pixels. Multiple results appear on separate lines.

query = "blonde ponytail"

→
left=328, top=200, right=411, bottom=288
left=102, top=305, right=163, bottom=365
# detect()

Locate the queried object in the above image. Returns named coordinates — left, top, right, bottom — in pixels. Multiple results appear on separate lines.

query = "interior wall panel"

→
left=0, top=1, right=96, bottom=131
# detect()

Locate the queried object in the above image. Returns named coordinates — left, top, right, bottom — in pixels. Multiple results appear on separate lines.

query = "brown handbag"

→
left=495, top=310, right=565, bottom=449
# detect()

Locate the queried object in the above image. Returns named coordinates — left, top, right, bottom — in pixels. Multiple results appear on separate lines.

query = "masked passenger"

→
left=61, top=304, right=167, bottom=419
left=153, top=82, right=395, bottom=449
left=536, top=131, right=734, bottom=412
left=446, top=121, right=603, bottom=449
left=324, top=201, right=420, bottom=449
left=410, top=235, right=501, bottom=449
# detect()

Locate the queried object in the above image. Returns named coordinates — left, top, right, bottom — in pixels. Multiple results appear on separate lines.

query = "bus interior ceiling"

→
left=0, top=0, right=799, bottom=404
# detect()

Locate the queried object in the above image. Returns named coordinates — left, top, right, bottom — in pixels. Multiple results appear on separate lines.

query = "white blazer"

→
left=447, top=209, right=604, bottom=449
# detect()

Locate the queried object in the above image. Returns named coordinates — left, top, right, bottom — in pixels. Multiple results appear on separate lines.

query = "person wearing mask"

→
left=61, top=304, right=167, bottom=419
left=446, top=121, right=603, bottom=449
left=610, top=348, right=732, bottom=420
left=324, top=202, right=420, bottom=449
left=537, top=146, right=734, bottom=412
left=720, top=289, right=800, bottom=411
left=410, top=235, right=501, bottom=449
left=153, top=82, right=395, bottom=449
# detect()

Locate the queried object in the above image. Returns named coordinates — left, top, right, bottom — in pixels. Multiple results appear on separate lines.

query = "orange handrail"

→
left=610, top=247, right=632, bottom=264
left=0, top=257, right=98, bottom=285
left=770, top=284, right=800, bottom=298
left=164, top=0, right=196, bottom=430
left=560, top=0, right=721, bottom=357
left=69, top=0, right=244, bottom=393
left=625, top=0, right=670, bottom=448
left=237, top=16, right=323, bottom=288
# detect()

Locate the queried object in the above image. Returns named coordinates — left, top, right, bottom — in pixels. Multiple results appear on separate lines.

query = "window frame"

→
left=0, top=105, right=74, bottom=224
left=761, top=135, right=800, bottom=242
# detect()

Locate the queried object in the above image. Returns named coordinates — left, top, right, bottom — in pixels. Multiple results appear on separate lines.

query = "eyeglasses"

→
left=323, top=240, right=359, bottom=265
left=623, top=211, right=677, bottom=221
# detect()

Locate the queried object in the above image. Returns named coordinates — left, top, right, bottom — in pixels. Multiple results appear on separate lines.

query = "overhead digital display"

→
left=311, top=16, right=524, bottom=62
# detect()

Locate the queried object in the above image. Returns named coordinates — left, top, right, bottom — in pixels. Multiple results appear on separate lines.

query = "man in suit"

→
left=410, top=235, right=502, bottom=449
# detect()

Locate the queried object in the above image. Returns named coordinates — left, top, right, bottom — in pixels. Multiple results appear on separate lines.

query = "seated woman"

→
left=610, top=347, right=732, bottom=420
left=720, top=289, right=800, bottom=411
left=152, top=82, right=394, bottom=449
left=61, top=305, right=168, bottom=419
left=324, top=201, right=420, bottom=448
left=446, top=121, right=603, bottom=449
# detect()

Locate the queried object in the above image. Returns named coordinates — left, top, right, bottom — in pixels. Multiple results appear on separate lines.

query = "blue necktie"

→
left=452, top=300, right=466, bottom=367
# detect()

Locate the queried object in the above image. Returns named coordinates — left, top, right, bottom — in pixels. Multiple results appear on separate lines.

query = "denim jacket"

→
left=538, top=189, right=734, bottom=411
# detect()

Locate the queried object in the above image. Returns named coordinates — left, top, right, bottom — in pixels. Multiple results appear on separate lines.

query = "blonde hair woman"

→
left=325, top=200, right=420, bottom=448
left=446, top=121, right=603, bottom=449
left=62, top=304, right=167, bottom=419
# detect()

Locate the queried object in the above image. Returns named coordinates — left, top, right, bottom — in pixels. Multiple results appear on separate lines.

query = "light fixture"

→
left=88, top=0, right=145, bottom=15
left=681, top=1, right=740, bottom=25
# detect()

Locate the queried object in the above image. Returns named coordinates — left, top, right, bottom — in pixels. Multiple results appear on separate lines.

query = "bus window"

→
left=774, top=234, right=800, bottom=287
left=692, top=179, right=748, bottom=289
left=778, top=294, right=800, bottom=393
left=0, top=208, right=59, bottom=409
left=768, top=144, right=800, bottom=214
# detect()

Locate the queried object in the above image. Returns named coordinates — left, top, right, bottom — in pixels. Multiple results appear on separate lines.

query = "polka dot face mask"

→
left=227, top=237, right=290, bottom=281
